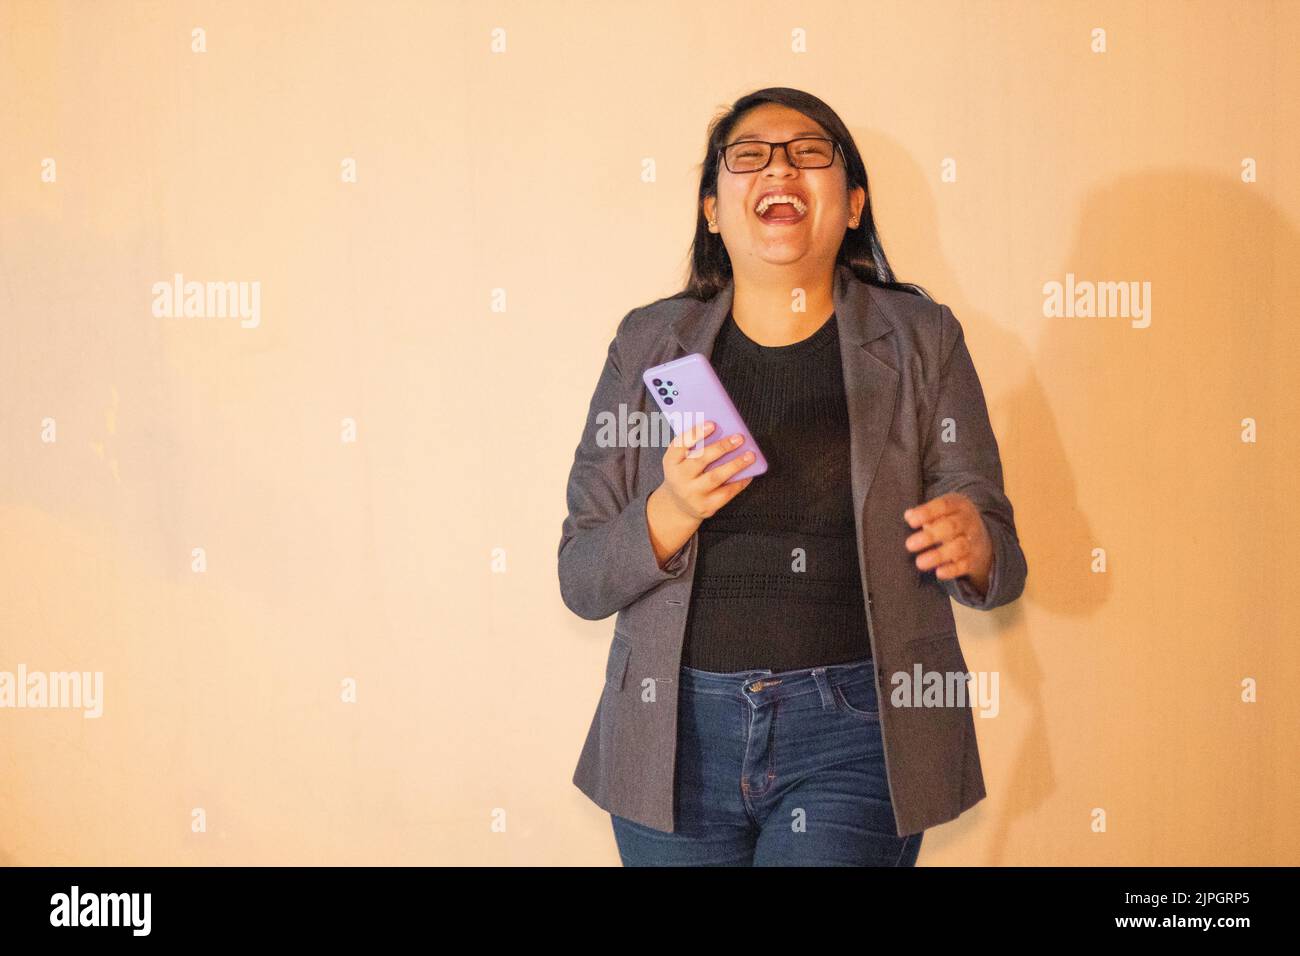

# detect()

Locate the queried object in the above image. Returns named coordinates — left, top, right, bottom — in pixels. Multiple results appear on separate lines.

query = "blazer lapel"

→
left=833, top=265, right=900, bottom=523
left=667, top=264, right=899, bottom=520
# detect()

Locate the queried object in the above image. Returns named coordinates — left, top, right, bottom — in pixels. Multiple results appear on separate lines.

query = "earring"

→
left=708, top=219, right=717, bottom=229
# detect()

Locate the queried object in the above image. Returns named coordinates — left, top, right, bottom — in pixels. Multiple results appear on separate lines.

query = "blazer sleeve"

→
left=921, top=304, right=1028, bottom=611
left=557, top=310, right=694, bottom=620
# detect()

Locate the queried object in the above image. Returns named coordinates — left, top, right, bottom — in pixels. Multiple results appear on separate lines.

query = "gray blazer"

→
left=558, top=262, right=1028, bottom=836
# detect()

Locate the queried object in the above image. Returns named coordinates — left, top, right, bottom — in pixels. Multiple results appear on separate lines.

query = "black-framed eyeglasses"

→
left=719, top=137, right=841, bottom=173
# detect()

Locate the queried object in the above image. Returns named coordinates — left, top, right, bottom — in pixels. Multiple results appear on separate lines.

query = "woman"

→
left=558, top=88, right=1028, bottom=866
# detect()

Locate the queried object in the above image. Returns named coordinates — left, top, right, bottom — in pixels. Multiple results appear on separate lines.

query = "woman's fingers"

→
left=669, top=420, right=717, bottom=461
left=670, top=422, right=747, bottom=476
left=904, top=491, right=962, bottom=529
left=700, top=446, right=757, bottom=490
left=904, top=511, right=963, bottom=555
left=915, top=530, right=971, bottom=574
left=903, top=496, right=979, bottom=575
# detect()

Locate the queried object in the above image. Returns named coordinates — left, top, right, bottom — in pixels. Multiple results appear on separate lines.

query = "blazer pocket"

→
left=605, top=635, right=632, bottom=691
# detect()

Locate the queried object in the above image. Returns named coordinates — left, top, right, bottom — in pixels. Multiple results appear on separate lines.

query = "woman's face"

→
left=704, top=103, right=864, bottom=272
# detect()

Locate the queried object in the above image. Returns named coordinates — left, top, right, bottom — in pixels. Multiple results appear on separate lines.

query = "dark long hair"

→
left=679, top=87, right=931, bottom=302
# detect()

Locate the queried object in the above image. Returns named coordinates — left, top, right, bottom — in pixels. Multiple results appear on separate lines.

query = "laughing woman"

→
left=558, top=87, right=1028, bottom=866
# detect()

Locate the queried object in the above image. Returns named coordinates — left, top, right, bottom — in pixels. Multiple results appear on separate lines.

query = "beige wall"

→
left=2, top=0, right=1297, bottom=865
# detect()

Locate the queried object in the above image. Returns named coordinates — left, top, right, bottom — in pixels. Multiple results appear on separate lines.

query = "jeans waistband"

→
left=679, top=655, right=875, bottom=703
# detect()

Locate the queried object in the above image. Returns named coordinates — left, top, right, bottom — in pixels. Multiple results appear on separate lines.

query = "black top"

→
left=680, top=310, right=872, bottom=672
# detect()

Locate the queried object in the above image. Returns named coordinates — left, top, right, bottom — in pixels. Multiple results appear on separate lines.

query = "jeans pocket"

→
left=832, top=676, right=880, bottom=720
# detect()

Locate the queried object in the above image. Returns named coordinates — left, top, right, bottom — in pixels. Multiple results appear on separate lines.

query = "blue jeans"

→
left=611, top=656, right=923, bottom=866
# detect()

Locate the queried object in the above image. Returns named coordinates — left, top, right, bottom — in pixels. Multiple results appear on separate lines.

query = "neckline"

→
left=724, top=311, right=838, bottom=362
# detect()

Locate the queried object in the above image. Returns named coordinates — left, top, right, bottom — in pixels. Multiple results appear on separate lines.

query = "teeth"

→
left=755, top=194, right=808, bottom=217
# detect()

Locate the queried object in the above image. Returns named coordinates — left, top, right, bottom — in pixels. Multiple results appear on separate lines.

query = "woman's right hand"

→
left=658, top=421, right=755, bottom=522
left=644, top=421, right=754, bottom=569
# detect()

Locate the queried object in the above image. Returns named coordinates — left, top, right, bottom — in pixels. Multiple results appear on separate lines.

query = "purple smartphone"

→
left=642, top=353, right=768, bottom=484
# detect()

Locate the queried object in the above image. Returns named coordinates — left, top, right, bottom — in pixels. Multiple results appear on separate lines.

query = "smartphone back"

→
left=642, top=353, right=768, bottom=484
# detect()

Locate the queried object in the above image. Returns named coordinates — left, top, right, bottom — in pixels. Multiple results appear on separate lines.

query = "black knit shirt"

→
left=679, top=310, right=873, bottom=673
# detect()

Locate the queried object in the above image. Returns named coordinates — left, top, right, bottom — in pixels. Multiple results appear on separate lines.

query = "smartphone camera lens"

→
left=664, top=397, right=673, bottom=405
left=652, top=378, right=662, bottom=387
left=657, top=387, right=668, bottom=396
left=666, top=381, right=673, bottom=386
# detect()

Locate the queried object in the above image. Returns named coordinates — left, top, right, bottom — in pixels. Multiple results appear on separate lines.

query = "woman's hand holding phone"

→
left=646, top=420, right=754, bottom=568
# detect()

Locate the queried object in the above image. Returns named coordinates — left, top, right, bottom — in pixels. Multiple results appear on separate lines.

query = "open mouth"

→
left=754, top=193, right=809, bottom=225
